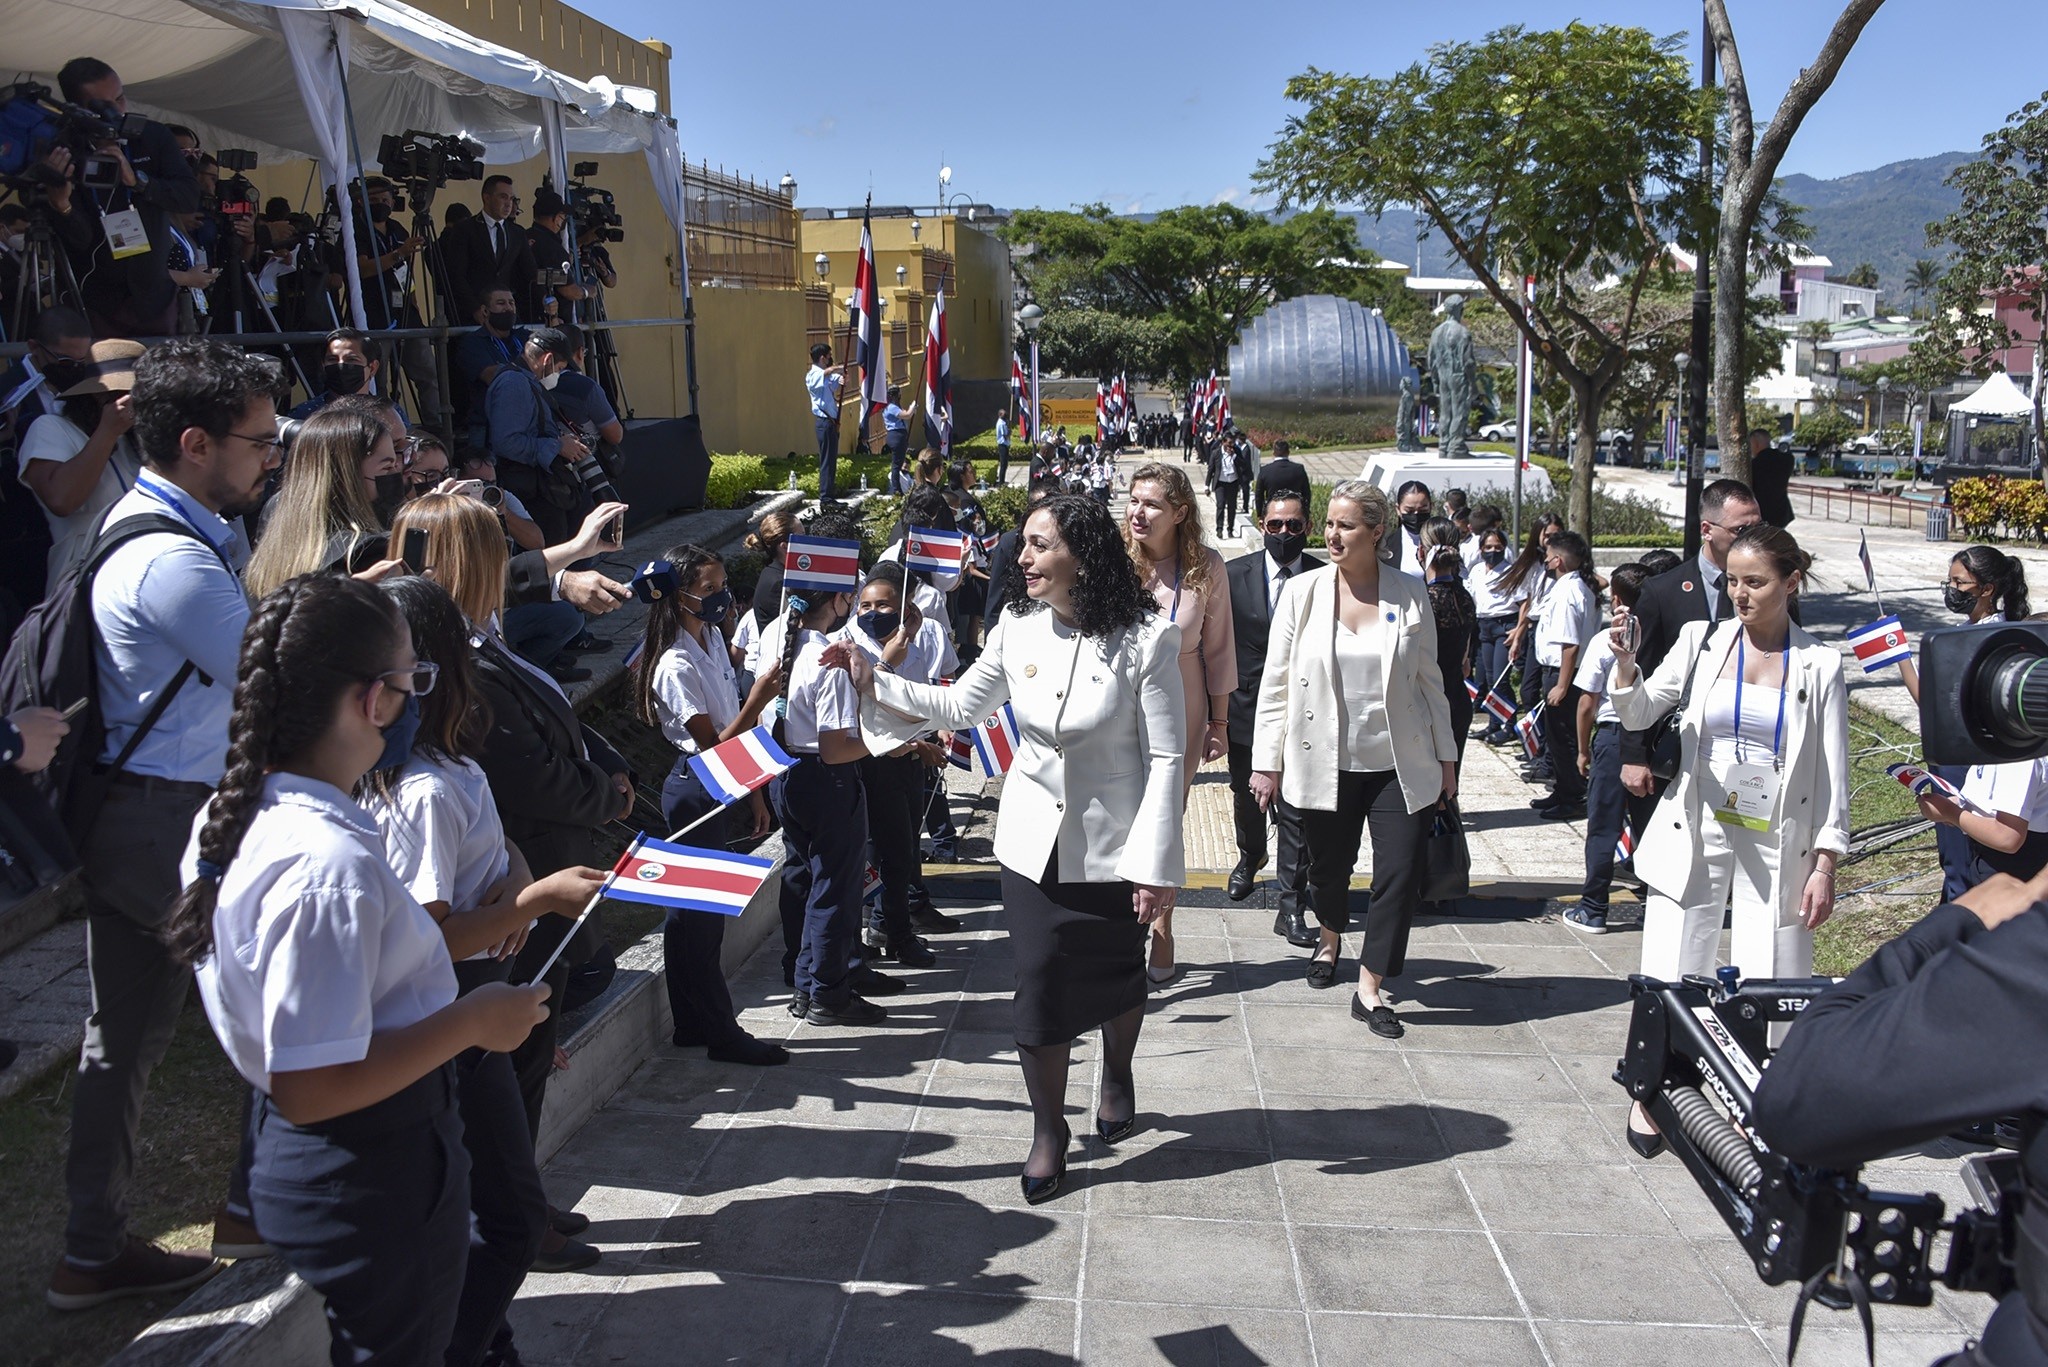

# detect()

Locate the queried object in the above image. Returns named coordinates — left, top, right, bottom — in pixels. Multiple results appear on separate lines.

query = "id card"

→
left=1713, top=762, right=1780, bottom=831
left=102, top=208, right=150, bottom=259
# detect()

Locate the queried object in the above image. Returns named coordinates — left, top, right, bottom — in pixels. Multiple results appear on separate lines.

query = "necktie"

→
left=491, top=221, right=503, bottom=260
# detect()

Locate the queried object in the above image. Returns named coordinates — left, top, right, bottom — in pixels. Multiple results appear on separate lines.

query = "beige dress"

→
left=1144, top=545, right=1236, bottom=796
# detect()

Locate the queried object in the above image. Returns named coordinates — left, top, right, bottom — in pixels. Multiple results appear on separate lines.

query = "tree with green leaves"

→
left=1031, top=308, right=1176, bottom=380
left=1835, top=262, right=1881, bottom=289
left=1703, top=1, right=1888, bottom=482
left=1906, top=258, right=1942, bottom=315
left=1924, top=90, right=2048, bottom=464
left=1795, top=405, right=1859, bottom=458
left=1255, top=22, right=1715, bottom=532
left=1001, top=203, right=1363, bottom=384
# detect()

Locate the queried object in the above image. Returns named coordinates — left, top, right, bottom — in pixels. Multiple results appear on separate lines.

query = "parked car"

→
left=1844, top=433, right=1897, bottom=456
left=1477, top=419, right=1518, bottom=442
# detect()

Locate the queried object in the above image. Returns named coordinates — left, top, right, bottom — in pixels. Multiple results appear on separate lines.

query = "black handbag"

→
left=1421, top=797, right=1471, bottom=904
left=1646, top=626, right=1715, bottom=783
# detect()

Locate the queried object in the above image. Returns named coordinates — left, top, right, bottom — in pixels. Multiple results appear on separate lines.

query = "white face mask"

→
left=1, top=233, right=22, bottom=253
left=539, top=369, right=561, bottom=391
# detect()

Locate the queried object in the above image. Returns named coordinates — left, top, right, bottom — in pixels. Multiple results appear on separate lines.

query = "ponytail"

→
left=1954, top=545, right=2030, bottom=621
left=163, top=575, right=407, bottom=965
left=633, top=542, right=722, bottom=727
left=769, top=592, right=809, bottom=749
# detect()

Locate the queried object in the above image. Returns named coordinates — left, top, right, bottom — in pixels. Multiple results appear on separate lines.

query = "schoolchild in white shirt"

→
left=359, top=575, right=605, bottom=1364
left=163, top=575, right=583, bottom=1364
left=1533, top=530, right=1600, bottom=814
left=633, top=542, right=788, bottom=1066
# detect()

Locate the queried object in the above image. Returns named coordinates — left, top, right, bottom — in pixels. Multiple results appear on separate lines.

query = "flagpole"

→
left=529, top=832, right=645, bottom=986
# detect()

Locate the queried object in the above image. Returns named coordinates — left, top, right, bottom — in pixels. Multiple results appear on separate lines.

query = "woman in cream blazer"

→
left=1251, top=481, right=1458, bottom=1039
left=826, top=494, right=1184, bottom=1206
left=1607, top=524, right=1848, bottom=1157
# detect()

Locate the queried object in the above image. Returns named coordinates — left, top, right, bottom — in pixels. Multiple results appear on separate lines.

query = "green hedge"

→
left=704, top=455, right=772, bottom=510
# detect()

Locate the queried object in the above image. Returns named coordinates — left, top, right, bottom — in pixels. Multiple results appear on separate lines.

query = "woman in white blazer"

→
left=1251, top=480, right=1459, bottom=1039
left=1607, top=523, right=1848, bottom=1157
left=825, top=494, right=1185, bottom=1207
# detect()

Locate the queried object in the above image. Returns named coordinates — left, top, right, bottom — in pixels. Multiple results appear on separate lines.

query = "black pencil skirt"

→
left=1001, top=848, right=1146, bottom=1047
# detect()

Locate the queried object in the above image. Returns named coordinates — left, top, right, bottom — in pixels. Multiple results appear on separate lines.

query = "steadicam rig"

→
left=1614, top=971, right=2017, bottom=1360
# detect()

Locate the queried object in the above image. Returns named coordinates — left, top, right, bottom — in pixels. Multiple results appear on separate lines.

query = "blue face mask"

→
left=374, top=690, right=422, bottom=772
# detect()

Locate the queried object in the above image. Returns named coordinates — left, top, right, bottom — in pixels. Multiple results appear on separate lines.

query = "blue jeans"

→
left=815, top=416, right=840, bottom=501
left=1580, top=723, right=1627, bottom=914
left=773, top=756, right=867, bottom=1005
left=1475, top=614, right=1516, bottom=729
left=503, top=599, right=582, bottom=669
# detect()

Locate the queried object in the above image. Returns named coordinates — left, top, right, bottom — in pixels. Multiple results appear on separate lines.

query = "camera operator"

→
left=544, top=323, right=622, bottom=464
left=48, top=58, right=201, bottom=339
left=576, top=221, right=617, bottom=294
left=1753, top=866, right=2048, bottom=1367
left=351, top=176, right=445, bottom=434
left=524, top=189, right=586, bottom=323
left=482, top=324, right=589, bottom=545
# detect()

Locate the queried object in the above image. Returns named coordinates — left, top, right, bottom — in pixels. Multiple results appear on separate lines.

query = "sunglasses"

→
left=371, top=663, right=439, bottom=696
left=1263, top=518, right=1307, bottom=533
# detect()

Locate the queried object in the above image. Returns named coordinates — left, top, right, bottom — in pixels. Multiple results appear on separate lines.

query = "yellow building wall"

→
left=689, top=286, right=816, bottom=457
left=800, top=216, right=1013, bottom=383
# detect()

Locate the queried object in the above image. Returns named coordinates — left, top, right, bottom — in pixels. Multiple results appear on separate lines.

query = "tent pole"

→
left=329, top=20, right=374, bottom=332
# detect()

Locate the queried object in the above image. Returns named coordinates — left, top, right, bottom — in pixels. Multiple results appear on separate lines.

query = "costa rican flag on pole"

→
left=1516, top=704, right=1545, bottom=760
left=852, top=201, right=886, bottom=439
left=1858, top=529, right=1876, bottom=595
left=601, top=836, right=775, bottom=917
left=1847, top=614, right=1912, bottom=673
left=1483, top=683, right=1518, bottom=725
left=970, top=703, right=1023, bottom=776
left=783, top=534, right=862, bottom=595
left=904, top=526, right=967, bottom=574
left=948, top=730, right=975, bottom=771
left=1010, top=353, right=1031, bottom=442
left=687, top=724, right=798, bottom=804
left=925, top=285, right=951, bottom=454
left=1464, top=678, right=1482, bottom=703
left=1888, top=762, right=1988, bottom=813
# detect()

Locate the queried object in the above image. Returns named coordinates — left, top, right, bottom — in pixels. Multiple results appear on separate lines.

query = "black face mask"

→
left=686, top=587, right=733, bottom=627
left=321, top=362, right=366, bottom=396
left=858, top=610, right=901, bottom=641
left=1264, top=531, right=1306, bottom=565
left=1399, top=511, right=1427, bottom=534
left=368, top=201, right=392, bottom=222
left=372, top=472, right=407, bottom=513
left=1944, top=584, right=1978, bottom=616
left=1482, top=548, right=1506, bottom=567
left=40, top=358, right=89, bottom=394
left=485, top=309, right=517, bottom=334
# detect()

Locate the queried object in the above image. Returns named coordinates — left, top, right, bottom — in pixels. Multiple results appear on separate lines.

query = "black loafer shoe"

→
left=804, top=995, right=887, bottom=1027
left=546, top=1206, right=590, bottom=1238
left=850, top=966, right=904, bottom=996
left=1306, top=956, right=1338, bottom=989
left=909, top=903, right=963, bottom=933
left=1351, top=995, right=1404, bottom=1038
left=883, top=935, right=937, bottom=968
left=530, top=1234, right=601, bottom=1274
left=707, top=1036, right=791, bottom=1066
left=1227, top=857, right=1263, bottom=901
left=787, top=991, right=811, bottom=1019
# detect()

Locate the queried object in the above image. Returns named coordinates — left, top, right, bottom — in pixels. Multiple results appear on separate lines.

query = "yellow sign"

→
left=1040, top=399, right=1097, bottom=431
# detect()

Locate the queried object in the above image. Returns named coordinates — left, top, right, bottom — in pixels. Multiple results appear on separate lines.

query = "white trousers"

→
left=1639, top=797, right=1811, bottom=985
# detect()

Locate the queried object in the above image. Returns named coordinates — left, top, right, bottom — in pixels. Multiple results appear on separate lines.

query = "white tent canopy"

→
left=1949, top=371, right=2035, bottom=418
left=2, top=0, right=689, bottom=327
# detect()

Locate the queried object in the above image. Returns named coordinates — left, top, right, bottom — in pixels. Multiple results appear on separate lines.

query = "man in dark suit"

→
left=981, top=477, right=1057, bottom=623
left=1226, top=490, right=1323, bottom=944
left=1253, top=439, right=1312, bottom=514
left=1749, top=428, right=1795, bottom=528
left=439, top=175, right=539, bottom=326
left=1619, top=478, right=1762, bottom=801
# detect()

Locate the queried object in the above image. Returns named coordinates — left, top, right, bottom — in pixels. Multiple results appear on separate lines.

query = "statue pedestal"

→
left=1356, top=450, right=1554, bottom=502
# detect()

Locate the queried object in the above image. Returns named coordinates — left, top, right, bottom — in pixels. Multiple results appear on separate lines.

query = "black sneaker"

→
left=1540, top=802, right=1587, bottom=821
left=1564, top=906, right=1608, bottom=934
left=546, top=655, right=593, bottom=684
left=805, top=995, right=887, bottom=1027
left=787, top=991, right=811, bottom=1018
left=881, top=934, right=937, bottom=968
left=909, top=903, right=963, bottom=933
left=850, top=965, right=904, bottom=996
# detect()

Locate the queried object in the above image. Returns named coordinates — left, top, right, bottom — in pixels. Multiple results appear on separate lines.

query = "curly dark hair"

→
left=1000, top=493, right=1155, bottom=638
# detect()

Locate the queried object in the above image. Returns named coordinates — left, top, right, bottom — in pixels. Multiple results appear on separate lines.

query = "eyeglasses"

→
left=409, top=467, right=450, bottom=483
left=229, top=430, right=287, bottom=455
left=371, top=663, right=439, bottom=697
left=1263, top=518, right=1307, bottom=533
left=1947, top=579, right=1981, bottom=592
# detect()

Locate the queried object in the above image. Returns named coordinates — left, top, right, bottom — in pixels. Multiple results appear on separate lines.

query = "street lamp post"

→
left=1018, top=303, right=1044, bottom=444
left=1673, top=350, right=1692, bottom=504
left=1876, top=375, right=1892, bottom=435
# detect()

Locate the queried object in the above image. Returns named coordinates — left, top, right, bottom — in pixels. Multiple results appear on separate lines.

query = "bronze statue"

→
left=1396, top=374, right=1423, bottom=452
left=1428, top=294, right=1475, bottom=460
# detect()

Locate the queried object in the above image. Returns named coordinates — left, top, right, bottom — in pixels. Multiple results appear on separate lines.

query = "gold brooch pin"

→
left=1024, top=664, right=1038, bottom=678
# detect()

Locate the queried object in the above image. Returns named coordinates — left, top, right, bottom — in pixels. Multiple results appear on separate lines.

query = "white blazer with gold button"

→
left=859, top=606, right=1187, bottom=888
left=1250, top=564, right=1458, bottom=815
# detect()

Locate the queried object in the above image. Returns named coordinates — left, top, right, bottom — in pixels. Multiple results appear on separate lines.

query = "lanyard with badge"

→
left=1713, top=631, right=1789, bottom=831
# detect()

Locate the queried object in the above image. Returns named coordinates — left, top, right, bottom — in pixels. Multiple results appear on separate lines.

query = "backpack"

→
left=0, top=513, right=210, bottom=858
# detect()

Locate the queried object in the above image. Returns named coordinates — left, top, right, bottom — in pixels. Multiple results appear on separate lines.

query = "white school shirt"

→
left=18, top=413, right=140, bottom=583
left=190, top=773, right=457, bottom=1093
left=781, top=628, right=861, bottom=754
left=365, top=753, right=518, bottom=964
left=1467, top=557, right=1526, bottom=619
left=1535, top=575, right=1595, bottom=668
left=1573, top=630, right=1621, bottom=725
left=1961, top=759, right=2048, bottom=832
left=732, top=608, right=759, bottom=671
left=651, top=624, right=743, bottom=752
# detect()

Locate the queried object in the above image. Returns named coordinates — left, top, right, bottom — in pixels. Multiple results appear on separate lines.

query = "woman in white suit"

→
left=825, top=494, right=1185, bottom=1206
left=1608, top=523, right=1848, bottom=1157
left=1251, top=481, right=1459, bottom=1039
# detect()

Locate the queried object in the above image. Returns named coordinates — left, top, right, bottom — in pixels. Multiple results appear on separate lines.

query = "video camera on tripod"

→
left=568, top=162, right=622, bottom=243
left=212, top=147, right=259, bottom=218
left=0, top=81, right=150, bottom=193
left=376, top=130, right=484, bottom=196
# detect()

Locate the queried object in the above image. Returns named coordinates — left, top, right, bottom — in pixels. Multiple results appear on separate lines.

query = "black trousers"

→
left=659, top=760, right=746, bottom=1047
left=1542, top=667, right=1585, bottom=804
left=1214, top=479, right=1243, bottom=534
left=248, top=1067, right=469, bottom=1367
left=773, top=756, right=868, bottom=1005
left=815, top=417, right=840, bottom=501
left=858, top=753, right=924, bottom=940
left=1226, top=741, right=1308, bottom=920
left=1299, top=769, right=1429, bottom=979
left=449, top=958, right=547, bottom=1367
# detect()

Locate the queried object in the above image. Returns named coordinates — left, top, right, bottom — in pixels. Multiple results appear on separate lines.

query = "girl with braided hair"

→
left=164, top=574, right=585, bottom=1364
left=634, top=541, right=789, bottom=1065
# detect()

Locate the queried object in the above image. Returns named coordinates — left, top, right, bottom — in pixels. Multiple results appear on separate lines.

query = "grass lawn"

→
left=1813, top=701, right=1942, bottom=977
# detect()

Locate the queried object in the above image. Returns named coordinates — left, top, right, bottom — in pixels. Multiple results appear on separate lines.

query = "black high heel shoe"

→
left=1626, top=1120, right=1666, bottom=1160
left=1020, top=1126, right=1072, bottom=1205
left=1095, top=1112, right=1135, bottom=1146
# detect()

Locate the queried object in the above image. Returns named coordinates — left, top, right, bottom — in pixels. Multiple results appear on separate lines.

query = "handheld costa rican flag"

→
left=925, top=285, right=951, bottom=452
left=862, top=863, right=883, bottom=904
left=947, top=730, right=975, bottom=771
left=783, top=534, right=861, bottom=595
left=978, top=532, right=1001, bottom=557
left=1887, top=762, right=1985, bottom=812
left=852, top=201, right=886, bottom=425
left=1615, top=827, right=1635, bottom=863
left=1847, top=615, right=1912, bottom=673
left=1465, top=678, right=1482, bottom=703
left=970, top=703, right=1023, bottom=776
left=687, top=724, right=797, bottom=805
left=904, top=526, right=967, bottom=574
left=1516, top=705, right=1545, bottom=760
left=1858, top=529, right=1877, bottom=596
left=1011, top=353, right=1031, bottom=442
left=601, top=836, right=775, bottom=917
left=1484, top=683, right=1518, bottom=725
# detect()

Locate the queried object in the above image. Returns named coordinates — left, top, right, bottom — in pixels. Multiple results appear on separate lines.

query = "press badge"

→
left=1713, top=762, right=1780, bottom=831
left=102, top=208, right=150, bottom=259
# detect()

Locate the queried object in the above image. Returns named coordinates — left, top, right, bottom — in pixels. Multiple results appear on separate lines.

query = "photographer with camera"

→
left=543, top=322, right=622, bottom=460
left=524, top=189, right=586, bottom=323
left=45, top=59, right=201, bottom=339
left=482, top=325, right=591, bottom=546
left=350, top=176, right=446, bottom=435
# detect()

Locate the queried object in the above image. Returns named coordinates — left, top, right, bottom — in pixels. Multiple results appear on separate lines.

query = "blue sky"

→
left=583, top=0, right=2038, bottom=212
